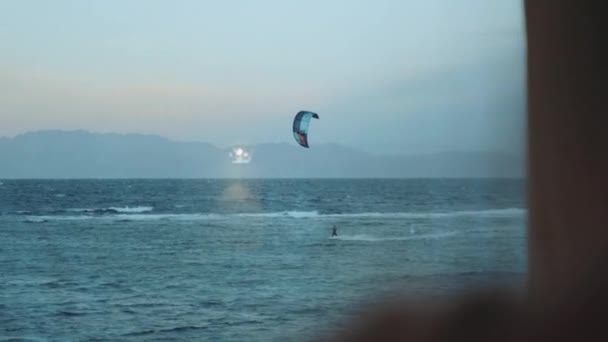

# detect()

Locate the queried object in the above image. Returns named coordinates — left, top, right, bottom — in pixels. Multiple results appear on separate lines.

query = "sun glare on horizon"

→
left=229, top=147, right=252, bottom=164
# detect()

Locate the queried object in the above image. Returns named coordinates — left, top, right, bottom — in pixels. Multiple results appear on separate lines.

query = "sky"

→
left=0, top=0, right=526, bottom=155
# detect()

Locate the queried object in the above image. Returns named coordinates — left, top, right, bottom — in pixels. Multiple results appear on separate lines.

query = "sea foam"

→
left=21, top=208, right=525, bottom=223
left=332, top=231, right=458, bottom=242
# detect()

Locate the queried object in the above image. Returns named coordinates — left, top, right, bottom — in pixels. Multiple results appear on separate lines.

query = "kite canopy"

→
left=292, top=111, right=319, bottom=148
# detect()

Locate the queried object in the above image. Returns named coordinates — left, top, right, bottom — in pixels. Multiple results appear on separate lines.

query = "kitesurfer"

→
left=331, top=226, right=338, bottom=237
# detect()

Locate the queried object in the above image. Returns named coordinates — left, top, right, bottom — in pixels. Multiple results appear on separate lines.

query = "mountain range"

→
left=0, top=130, right=524, bottom=178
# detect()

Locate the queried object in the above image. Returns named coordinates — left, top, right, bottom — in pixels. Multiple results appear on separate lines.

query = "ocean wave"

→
left=110, top=206, right=153, bottom=213
left=20, top=208, right=525, bottom=223
left=235, top=211, right=320, bottom=219
left=233, top=208, right=525, bottom=219
left=24, top=215, right=92, bottom=223
left=112, top=213, right=222, bottom=221
left=24, top=213, right=221, bottom=222
left=56, top=310, right=87, bottom=317
left=331, top=232, right=457, bottom=242
left=324, top=208, right=526, bottom=219
left=67, top=206, right=154, bottom=214
left=123, top=325, right=208, bottom=337
left=24, top=217, right=49, bottom=223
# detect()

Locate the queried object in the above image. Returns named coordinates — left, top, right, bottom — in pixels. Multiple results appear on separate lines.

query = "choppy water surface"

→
left=0, top=179, right=526, bottom=341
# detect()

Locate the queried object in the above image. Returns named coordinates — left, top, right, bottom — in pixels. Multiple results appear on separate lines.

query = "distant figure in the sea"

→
left=331, top=226, right=338, bottom=237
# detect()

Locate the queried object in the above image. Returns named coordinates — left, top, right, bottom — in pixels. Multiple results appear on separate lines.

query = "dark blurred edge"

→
left=323, top=1, right=608, bottom=341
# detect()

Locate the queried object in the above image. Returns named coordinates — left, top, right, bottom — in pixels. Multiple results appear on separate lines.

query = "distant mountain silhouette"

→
left=0, top=130, right=524, bottom=178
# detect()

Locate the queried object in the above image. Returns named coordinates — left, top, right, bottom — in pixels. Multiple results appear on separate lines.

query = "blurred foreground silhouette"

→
left=324, top=1, right=608, bottom=340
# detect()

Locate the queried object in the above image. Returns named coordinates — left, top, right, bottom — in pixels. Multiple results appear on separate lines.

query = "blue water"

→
left=0, top=179, right=526, bottom=341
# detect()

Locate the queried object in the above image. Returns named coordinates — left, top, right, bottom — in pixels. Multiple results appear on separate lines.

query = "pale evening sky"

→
left=0, top=0, right=525, bottom=154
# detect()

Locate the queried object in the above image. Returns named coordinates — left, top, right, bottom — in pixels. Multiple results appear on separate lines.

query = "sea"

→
left=0, top=179, right=527, bottom=341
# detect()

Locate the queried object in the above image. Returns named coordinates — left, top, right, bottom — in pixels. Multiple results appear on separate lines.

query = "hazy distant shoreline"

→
left=0, top=130, right=524, bottom=179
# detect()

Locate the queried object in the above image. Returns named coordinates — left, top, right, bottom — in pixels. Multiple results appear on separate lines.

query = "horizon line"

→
left=0, top=128, right=523, bottom=157
left=0, top=177, right=526, bottom=181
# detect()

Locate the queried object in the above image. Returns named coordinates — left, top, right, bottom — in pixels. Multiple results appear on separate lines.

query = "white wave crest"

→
left=67, top=206, right=153, bottom=214
left=323, top=208, right=526, bottom=219
left=236, top=211, right=319, bottom=219
left=109, top=206, right=153, bottom=213
left=26, top=213, right=222, bottom=222
left=332, top=232, right=457, bottom=242
left=233, top=209, right=524, bottom=220
left=112, top=213, right=222, bottom=221
left=21, top=208, right=525, bottom=223
left=26, top=215, right=94, bottom=222
left=24, top=217, right=48, bottom=223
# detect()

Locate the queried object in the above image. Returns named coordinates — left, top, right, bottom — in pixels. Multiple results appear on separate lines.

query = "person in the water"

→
left=331, top=226, right=338, bottom=237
